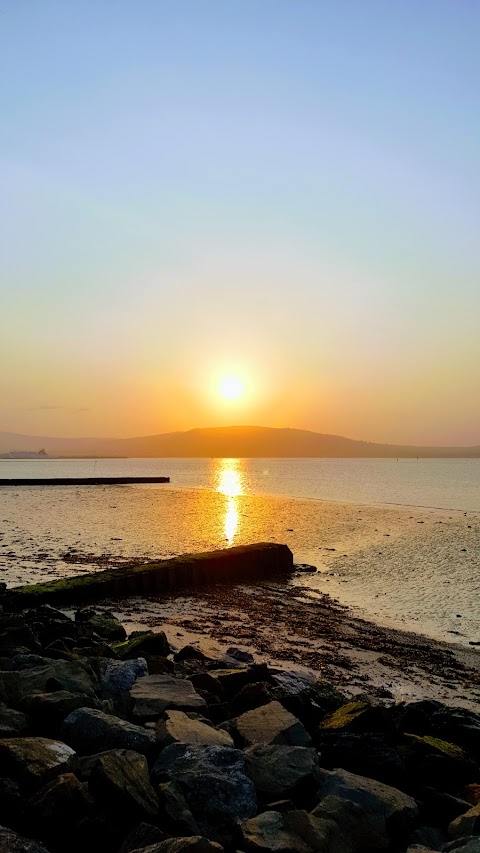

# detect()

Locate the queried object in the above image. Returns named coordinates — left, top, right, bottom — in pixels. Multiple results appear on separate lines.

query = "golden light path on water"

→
left=215, top=458, right=246, bottom=543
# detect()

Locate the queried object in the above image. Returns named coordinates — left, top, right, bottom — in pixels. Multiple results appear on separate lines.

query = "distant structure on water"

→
left=0, top=449, right=50, bottom=459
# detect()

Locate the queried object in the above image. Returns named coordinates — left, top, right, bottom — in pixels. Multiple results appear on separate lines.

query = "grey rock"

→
left=132, top=839, right=223, bottom=853
left=0, top=702, right=28, bottom=737
left=313, top=767, right=419, bottom=851
left=88, top=749, right=158, bottom=818
left=0, top=736, right=75, bottom=791
left=156, top=710, right=234, bottom=749
left=444, top=840, right=480, bottom=853
left=98, top=657, right=148, bottom=715
left=0, top=824, right=51, bottom=853
left=449, top=804, right=480, bottom=840
left=63, top=707, right=156, bottom=755
left=239, top=808, right=349, bottom=853
left=244, top=744, right=321, bottom=801
left=117, top=822, right=169, bottom=853
left=130, top=675, right=207, bottom=722
left=232, top=700, right=311, bottom=747
left=152, top=744, right=257, bottom=846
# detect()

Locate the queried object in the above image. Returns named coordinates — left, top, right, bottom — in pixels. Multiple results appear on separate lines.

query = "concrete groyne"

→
left=0, top=476, right=170, bottom=486
left=7, top=542, right=293, bottom=609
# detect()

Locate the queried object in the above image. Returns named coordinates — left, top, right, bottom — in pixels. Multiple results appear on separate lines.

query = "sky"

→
left=1, top=1, right=479, bottom=445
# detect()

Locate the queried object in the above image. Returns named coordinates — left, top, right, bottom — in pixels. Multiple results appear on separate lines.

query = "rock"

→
left=231, top=701, right=311, bottom=747
left=444, top=840, right=480, bottom=853
left=117, top=822, right=169, bottom=853
left=402, top=734, right=477, bottom=792
left=0, top=625, right=41, bottom=656
left=63, top=708, right=156, bottom=756
left=449, top=803, right=480, bottom=839
left=114, top=632, right=170, bottom=660
left=316, top=732, right=407, bottom=789
left=0, top=824, right=51, bottom=853
left=29, top=771, right=92, bottom=837
left=156, top=710, right=234, bottom=748
left=319, top=701, right=387, bottom=734
left=226, top=647, right=254, bottom=664
left=132, top=839, right=223, bottom=853
left=26, top=690, right=99, bottom=737
left=419, top=787, right=472, bottom=826
left=271, top=670, right=346, bottom=731
left=129, top=675, right=207, bottom=722
left=88, top=749, right=158, bottom=819
left=97, top=657, right=148, bottom=715
left=313, top=768, right=419, bottom=850
left=244, top=744, right=321, bottom=802
left=0, top=659, right=100, bottom=707
left=157, top=781, right=200, bottom=837
left=239, top=809, right=344, bottom=853
left=231, top=682, right=276, bottom=716
left=294, top=563, right=318, bottom=572
left=152, top=744, right=257, bottom=845
left=0, top=702, right=28, bottom=737
left=0, top=737, right=75, bottom=791
left=75, top=609, right=127, bottom=641
left=173, top=646, right=210, bottom=663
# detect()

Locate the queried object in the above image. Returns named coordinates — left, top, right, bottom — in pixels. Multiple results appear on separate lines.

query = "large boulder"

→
left=63, top=708, right=156, bottom=756
left=152, top=744, right=257, bottom=845
left=0, top=702, right=29, bottom=737
left=114, top=632, right=170, bottom=661
left=313, top=768, right=419, bottom=851
left=131, top=839, right=223, bottom=852
left=26, top=690, right=99, bottom=738
left=244, top=744, right=321, bottom=803
left=231, top=701, right=311, bottom=747
left=316, top=732, right=407, bottom=789
left=449, top=803, right=480, bottom=839
left=75, top=608, right=127, bottom=641
left=0, top=659, right=99, bottom=707
left=0, top=737, right=75, bottom=791
left=117, top=822, right=169, bottom=853
left=156, top=711, right=233, bottom=749
left=318, top=701, right=387, bottom=734
left=0, top=824, right=51, bottom=853
left=401, top=734, right=478, bottom=793
left=239, top=809, right=348, bottom=853
left=29, top=771, right=92, bottom=841
left=97, top=658, right=148, bottom=716
left=130, top=675, right=207, bottom=722
left=88, top=749, right=158, bottom=819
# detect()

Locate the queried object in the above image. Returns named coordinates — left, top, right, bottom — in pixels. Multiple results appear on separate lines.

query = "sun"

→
left=219, top=376, right=244, bottom=401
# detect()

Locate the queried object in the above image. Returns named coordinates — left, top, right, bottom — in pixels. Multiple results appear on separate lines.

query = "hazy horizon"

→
left=2, top=2, right=479, bottom=446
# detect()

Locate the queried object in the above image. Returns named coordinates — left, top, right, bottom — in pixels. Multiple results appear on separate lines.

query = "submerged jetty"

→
left=0, top=476, right=170, bottom=486
left=8, top=543, right=293, bottom=609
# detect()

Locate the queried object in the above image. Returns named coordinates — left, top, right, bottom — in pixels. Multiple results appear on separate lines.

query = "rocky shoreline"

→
left=0, top=586, right=478, bottom=853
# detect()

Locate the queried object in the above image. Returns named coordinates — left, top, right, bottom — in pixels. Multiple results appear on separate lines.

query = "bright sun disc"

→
left=219, top=376, right=244, bottom=400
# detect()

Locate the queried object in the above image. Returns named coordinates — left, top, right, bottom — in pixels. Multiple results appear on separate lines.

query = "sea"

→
left=1, top=457, right=479, bottom=645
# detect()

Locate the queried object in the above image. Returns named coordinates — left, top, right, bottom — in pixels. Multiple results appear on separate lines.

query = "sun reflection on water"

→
left=215, top=459, right=246, bottom=544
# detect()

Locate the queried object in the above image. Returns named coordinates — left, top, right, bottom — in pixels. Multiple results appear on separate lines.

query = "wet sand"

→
left=107, top=573, right=480, bottom=713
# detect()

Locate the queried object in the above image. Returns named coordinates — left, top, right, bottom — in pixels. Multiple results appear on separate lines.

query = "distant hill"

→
left=0, top=425, right=479, bottom=458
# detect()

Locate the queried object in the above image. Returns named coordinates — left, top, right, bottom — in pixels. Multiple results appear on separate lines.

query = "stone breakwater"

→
left=0, top=602, right=478, bottom=853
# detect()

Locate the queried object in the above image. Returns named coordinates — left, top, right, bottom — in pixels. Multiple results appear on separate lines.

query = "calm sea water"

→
left=1, top=456, right=480, bottom=510
left=0, top=457, right=479, bottom=644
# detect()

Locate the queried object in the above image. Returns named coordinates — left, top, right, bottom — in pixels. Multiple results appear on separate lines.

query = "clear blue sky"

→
left=1, top=1, right=479, bottom=443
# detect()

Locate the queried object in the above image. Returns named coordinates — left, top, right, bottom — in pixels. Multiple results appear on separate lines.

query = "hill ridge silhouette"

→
left=0, top=425, right=479, bottom=458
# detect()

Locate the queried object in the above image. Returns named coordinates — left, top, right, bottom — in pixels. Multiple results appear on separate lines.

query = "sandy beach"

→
left=106, top=572, right=480, bottom=714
